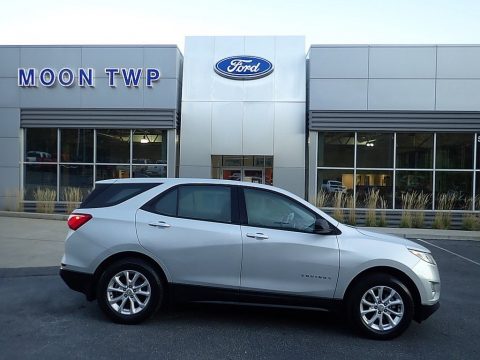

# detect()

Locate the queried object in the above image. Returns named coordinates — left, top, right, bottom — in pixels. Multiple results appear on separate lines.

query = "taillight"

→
left=68, top=213, right=92, bottom=230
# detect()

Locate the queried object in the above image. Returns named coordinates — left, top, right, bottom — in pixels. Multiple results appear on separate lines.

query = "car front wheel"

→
left=97, top=258, right=163, bottom=324
left=348, top=273, right=414, bottom=340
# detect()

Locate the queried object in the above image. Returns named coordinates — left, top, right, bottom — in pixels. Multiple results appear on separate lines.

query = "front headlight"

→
left=409, top=249, right=436, bottom=265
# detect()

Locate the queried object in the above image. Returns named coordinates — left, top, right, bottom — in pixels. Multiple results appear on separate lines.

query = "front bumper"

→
left=59, top=267, right=95, bottom=301
left=415, top=302, right=440, bottom=322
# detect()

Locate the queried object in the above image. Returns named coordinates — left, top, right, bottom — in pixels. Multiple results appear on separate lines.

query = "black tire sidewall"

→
left=97, top=258, right=163, bottom=324
left=348, top=273, right=414, bottom=340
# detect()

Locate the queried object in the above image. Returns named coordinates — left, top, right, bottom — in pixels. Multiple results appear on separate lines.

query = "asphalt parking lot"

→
left=0, top=238, right=479, bottom=359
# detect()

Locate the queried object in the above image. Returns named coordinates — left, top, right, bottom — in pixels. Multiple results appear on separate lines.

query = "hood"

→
left=353, top=227, right=430, bottom=252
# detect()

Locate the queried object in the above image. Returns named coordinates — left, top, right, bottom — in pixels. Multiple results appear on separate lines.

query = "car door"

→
left=136, top=184, right=242, bottom=293
left=239, top=187, right=340, bottom=298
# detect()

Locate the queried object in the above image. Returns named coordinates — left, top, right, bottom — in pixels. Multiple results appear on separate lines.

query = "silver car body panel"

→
left=240, top=225, right=339, bottom=298
left=136, top=208, right=242, bottom=289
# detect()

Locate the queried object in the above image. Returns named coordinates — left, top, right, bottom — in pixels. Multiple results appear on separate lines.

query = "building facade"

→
left=0, top=45, right=182, bottom=209
left=0, top=39, right=479, bottom=213
left=307, top=45, right=480, bottom=211
left=180, top=36, right=306, bottom=197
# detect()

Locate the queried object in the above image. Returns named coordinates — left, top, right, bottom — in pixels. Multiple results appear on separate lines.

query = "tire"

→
left=97, top=258, right=163, bottom=324
left=347, top=273, right=414, bottom=340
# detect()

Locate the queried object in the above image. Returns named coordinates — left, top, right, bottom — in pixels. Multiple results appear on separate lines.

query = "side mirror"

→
left=314, top=218, right=334, bottom=235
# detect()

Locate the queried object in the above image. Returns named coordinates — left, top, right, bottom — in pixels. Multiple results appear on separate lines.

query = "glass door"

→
left=242, top=169, right=263, bottom=184
left=222, top=168, right=264, bottom=183
left=222, top=169, right=241, bottom=181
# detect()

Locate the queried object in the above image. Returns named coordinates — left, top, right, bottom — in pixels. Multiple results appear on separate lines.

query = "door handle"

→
left=246, top=233, right=269, bottom=240
left=148, top=221, right=171, bottom=228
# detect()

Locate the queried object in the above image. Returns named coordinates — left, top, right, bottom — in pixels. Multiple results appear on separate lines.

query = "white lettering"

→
left=17, top=67, right=161, bottom=88
left=227, top=59, right=261, bottom=73
left=18, top=68, right=36, bottom=87
left=39, top=68, right=55, bottom=87
left=79, top=68, right=95, bottom=87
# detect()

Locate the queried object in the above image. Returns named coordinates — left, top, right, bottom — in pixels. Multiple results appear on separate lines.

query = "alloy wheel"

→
left=360, top=285, right=404, bottom=332
left=106, top=270, right=152, bottom=315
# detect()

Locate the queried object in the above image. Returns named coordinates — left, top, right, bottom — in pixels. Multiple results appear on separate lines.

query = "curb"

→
left=360, top=227, right=480, bottom=242
left=0, top=211, right=68, bottom=221
left=0, top=266, right=58, bottom=278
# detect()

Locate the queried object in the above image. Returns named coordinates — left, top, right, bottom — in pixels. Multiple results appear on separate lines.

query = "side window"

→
left=178, top=185, right=231, bottom=223
left=243, top=188, right=317, bottom=232
left=80, top=182, right=160, bottom=209
left=148, top=188, right=177, bottom=216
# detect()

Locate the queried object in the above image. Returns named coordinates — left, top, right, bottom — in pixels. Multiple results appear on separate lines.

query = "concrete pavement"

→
left=0, top=216, right=67, bottom=268
left=0, top=215, right=478, bottom=268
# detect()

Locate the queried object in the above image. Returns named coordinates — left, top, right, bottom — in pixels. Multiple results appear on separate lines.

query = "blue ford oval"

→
left=214, top=56, right=274, bottom=80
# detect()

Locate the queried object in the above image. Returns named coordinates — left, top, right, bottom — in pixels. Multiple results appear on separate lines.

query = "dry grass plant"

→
left=377, top=197, right=387, bottom=227
left=3, top=188, right=22, bottom=212
left=400, top=192, right=415, bottom=228
left=332, top=191, right=345, bottom=222
left=316, top=189, right=330, bottom=208
left=33, top=187, right=56, bottom=213
left=364, top=189, right=379, bottom=227
left=462, top=197, right=480, bottom=231
left=346, top=193, right=357, bottom=225
left=433, top=193, right=457, bottom=229
left=63, top=187, right=83, bottom=214
left=412, top=192, right=431, bottom=228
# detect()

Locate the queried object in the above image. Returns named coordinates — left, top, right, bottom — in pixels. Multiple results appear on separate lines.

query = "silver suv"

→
left=60, top=178, right=440, bottom=339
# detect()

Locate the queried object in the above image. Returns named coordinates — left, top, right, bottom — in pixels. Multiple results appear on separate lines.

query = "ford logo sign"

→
left=214, top=56, right=274, bottom=80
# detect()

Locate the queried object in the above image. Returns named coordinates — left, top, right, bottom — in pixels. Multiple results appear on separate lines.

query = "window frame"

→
left=21, top=127, right=169, bottom=203
left=141, top=184, right=240, bottom=225
left=238, top=186, right=339, bottom=235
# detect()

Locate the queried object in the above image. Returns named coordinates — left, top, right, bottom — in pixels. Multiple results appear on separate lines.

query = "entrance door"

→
left=222, top=169, right=241, bottom=182
left=242, top=169, right=263, bottom=184
left=222, top=168, right=264, bottom=184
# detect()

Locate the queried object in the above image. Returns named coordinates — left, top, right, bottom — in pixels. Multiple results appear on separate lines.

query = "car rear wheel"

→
left=97, top=258, right=163, bottom=324
left=348, top=273, right=414, bottom=340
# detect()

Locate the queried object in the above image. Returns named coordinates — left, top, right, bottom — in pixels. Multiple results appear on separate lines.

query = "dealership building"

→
left=0, top=36, right=479, bottom=214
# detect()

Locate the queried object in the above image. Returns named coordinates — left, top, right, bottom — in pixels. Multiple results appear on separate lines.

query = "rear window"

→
left=79, top=183, right=160, bottom=209
left=142, top=185, right=232, bottom=223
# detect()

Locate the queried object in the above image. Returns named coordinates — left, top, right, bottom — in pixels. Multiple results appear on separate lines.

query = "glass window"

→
left=24, top=164, right=57, bottom=200
left=132, top=129, right=167, bottom=165
left=132, top=165, right=167, bottom=178
left=318, top=132, right=354, bottom=167
left=476, top=173, right=480, bottom=210
left=395, top=171, right=433, bottom=209
left=25, top=128, right=57, bottom=163
left=265, top=156, right=273, bottom=167
left=145, top=188, right=178, bottom=217
left=356, top=170, right=393, bottom=208
left=317, top=169, right=354, bottom=207
left=243, top=188, right=316, bottom=232
left=243, top=156, right=254, bottom=167
left=60, top=129, right=93, bottom=163
left=97, top=129, right=131, bottom=163
left=79, top=183, right=159, bottom=209
left=59, top=165, right=93, bottom=201
left=357, top=133, right=394, bottom=168
left=396, top=133, right=433, bottom=169
left=265, top=167, right=273, bottom=186
left=96, top=165, right=130, bottom=181
left=476, top=134, right=480, bottom=169
left=435, top=172, right=473, bottom=209
left=223, top=156, right=243, bottom=167
left=254, top=156, right=265, bottom=167
left=436, top=133, right=474, bottom=169
left=211, top=155, right=222, bottom=168
left=178, top=185, right=231, bottom=223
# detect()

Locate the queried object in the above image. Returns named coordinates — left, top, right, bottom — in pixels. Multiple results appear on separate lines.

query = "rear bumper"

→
left=415, top=302, right=440, bottom=322
left=59, top=267, right=95, bottom=301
